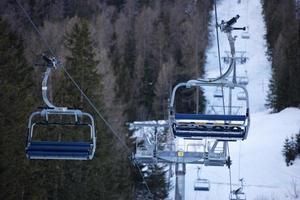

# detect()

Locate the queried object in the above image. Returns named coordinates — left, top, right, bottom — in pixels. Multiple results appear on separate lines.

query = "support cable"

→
left=15, top=0, right=153, bottom=197
left=214, top=0, right=226, bottom=115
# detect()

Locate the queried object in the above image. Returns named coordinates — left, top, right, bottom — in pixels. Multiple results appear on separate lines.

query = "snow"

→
left=183, top=0, right=300, bottom=199
left=185, top=108, right=300, bottom=200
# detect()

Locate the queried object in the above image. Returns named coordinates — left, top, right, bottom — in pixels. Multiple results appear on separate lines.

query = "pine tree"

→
left=62, top=20, right=102, bottom=109
left=120, top=29, right=137, bottom=121
left=147, top=165, right=171, bottom=199
left=61, top=19, right=133, bottom=200
left=140, top=58, right=155, bottom=117
left=266, top=71, right=277, bottom=110
left=296, top=131, right=300, bottom=154
left=106, top=0, right=126, bottom=12
left=282, top=137, right=297, bottom=166
left=110, top=31, right=123, bottom=101
left=135, top=164, right=170, bottom=200
left=122, top=29, right=136, bottom=101
left=263, top=0, right=300, bottom=111
left=0, top=17, right=36, bottom=200
left=61, top=19, right=107, bottom=199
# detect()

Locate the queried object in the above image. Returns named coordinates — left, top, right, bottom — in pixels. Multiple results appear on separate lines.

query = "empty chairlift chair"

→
left=237, top=76, right=249, bottom=86
left=213, top=87, right=224, bottom=98
left=26, top=108, right=96, bottom=160
left=241, top=26, right=250, bottom=39
left=241, top=32, right=250, bottom=39
left=25, top=55, right=96, bottom=160
left=235, top=51, right=248, bottom=64
left=237, top=91, right=247, bottom=101
left=194, top=179, right=210, bottom=191
left=194, top=167, right=210, bottom=191
left=169, top=80, right=250, bottom=141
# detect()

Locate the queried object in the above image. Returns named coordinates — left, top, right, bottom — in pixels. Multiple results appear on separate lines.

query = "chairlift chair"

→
left=230, top=178, right=246, bottom=200
left=237, top=56, right=248, bottom=65
left=240, top=57, right=247, bottom=64
left=169, top=16, right=250, bottom=141
left=194, top=178, right=210, bottom=191
left=223, top=56, right=230, bottom=64
left=169, top=80, right=250, bottom=141
left=241, top=32, right=250, bottom=39
left=230, top=188, right=246, bottom=200
left=213, top=87, right=224, bottom=98
left=241, top=26, right=250, bottom=39
left=194, top=167, right=210, bottom=191
left=237, top=91, right=247, bottom=101
left=237, top=76, right=249, bottom=85
left=26, top=56, right=96, bottom=160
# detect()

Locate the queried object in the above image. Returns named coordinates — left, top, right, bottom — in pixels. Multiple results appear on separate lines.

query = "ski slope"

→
left=184, top=0, right=300, bottom=199
left=186, top=109, right=300, bottom=200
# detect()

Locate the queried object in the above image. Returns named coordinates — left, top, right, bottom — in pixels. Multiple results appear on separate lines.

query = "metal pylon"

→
left=175, top=163, right=186, bottom=200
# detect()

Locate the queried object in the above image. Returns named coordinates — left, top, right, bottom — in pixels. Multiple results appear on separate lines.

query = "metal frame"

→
left=26, top=110, right=96, bottom=160
left=132, top=123, right=228, bottom=166
left=169, top=80, right=250, bottom=141
left=26, top=56, right=96, bottom=160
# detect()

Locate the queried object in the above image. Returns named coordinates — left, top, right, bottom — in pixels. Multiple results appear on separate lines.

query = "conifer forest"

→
left=0, top=1, right=211, bottom=199
left=0, top=0, right=299, bottom=200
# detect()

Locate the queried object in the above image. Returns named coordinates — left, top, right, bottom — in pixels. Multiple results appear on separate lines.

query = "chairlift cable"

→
left=238, top=140, right=241, bottom=180
left=15, top=0, right=55, bottom=57
left=214, top=0, right=226, bottom=115
left=210, top=181, right=279, bottom=189
left=15, top=0, right=153, bottom=197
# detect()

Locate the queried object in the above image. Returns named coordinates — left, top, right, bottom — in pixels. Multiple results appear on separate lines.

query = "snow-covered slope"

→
left=184, top=0, right=300, bottom=199
left=186, top=108, right=300, bottom=200
left=205, top=0, right=270, bottom=112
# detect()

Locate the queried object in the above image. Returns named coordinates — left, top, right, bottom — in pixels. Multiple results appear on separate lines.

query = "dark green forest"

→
left=262, top=0, right=300, bottom=166
left=0, top=0, right=212, bottom=199
left=262, top=0, right=300, bottom=112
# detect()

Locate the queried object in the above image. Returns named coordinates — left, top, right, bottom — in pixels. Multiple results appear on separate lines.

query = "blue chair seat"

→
left=26, top=141, right=93, bottom=160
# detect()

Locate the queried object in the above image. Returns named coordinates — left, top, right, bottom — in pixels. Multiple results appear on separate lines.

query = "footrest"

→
left=174, top=130, right=245, bottom=140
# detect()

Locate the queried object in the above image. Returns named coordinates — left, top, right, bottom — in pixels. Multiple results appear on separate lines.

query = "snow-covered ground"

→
left=186, top=109, right=300, bottom=200
left=184, top=0, right=300, bottom=199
